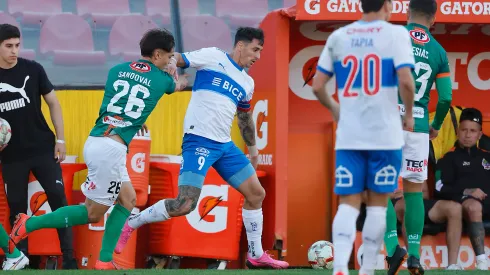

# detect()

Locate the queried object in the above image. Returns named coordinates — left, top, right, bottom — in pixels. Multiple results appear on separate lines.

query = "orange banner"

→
left=288, top=22, right=490, bottom=116
left=295, top=0, right=490, bottom=23
left=353, top=231, right=490, bottom=270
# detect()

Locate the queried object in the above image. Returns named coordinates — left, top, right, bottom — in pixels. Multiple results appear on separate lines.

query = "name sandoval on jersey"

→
left=118, top=71, right=152, bottom=86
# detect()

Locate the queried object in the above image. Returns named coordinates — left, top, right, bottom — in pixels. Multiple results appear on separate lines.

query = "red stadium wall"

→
left=251, top=1, right=490, bottom=267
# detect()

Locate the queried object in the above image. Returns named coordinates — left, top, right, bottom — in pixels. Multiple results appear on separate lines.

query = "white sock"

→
left=332, top=204, right=359, bottom=275
left=359, top=206, right=387, bottom=275
left=242, top=208, right=264, bottom=259
left=477, top=254, right=487, bottom=261
left=128, top=199, right=170, bottom=229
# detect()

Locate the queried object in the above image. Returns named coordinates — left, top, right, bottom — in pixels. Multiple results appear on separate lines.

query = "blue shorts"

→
left=334, top=149, right=402, bottom=195
left=178, top=134, right=255, bottom=189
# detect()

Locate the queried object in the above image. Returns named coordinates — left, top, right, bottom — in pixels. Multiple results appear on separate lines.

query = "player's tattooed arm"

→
left=237, top=110, right=256, bottom=147
left=164, top=186, right=201, bottom=217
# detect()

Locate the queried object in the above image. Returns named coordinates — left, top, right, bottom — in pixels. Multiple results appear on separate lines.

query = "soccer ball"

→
left=307, top=240, right=334, bottom=269
left=0, top=118, right=11, bottom=146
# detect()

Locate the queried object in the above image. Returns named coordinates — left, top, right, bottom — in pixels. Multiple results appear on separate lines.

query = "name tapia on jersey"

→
left=317, top=20, right=415, bottom=151
left=180, top=47, right=255, bottom=143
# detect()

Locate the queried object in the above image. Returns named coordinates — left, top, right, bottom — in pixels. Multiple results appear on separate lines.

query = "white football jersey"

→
left=317, top=20, right=415, bottom=150
left=181, top=47, right=254, bottom=143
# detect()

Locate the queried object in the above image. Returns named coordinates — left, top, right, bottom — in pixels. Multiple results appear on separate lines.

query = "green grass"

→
left=1, top=270, right=488, bottom=275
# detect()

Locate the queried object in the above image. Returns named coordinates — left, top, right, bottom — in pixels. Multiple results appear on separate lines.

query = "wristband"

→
left=248, top=145, right=259, bottom=157
left=56, top=139, right=65, bottom=144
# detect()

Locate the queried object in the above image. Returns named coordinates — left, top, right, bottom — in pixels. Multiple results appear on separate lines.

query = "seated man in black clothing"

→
left=436, top=107, right=489, bottom=270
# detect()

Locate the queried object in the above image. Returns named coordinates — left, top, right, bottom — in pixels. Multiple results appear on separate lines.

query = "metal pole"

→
left=170, top=0, right=184, bottom=54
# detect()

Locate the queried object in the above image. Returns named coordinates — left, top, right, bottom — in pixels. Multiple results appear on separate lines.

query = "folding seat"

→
left=108, top=15, right=158, bottom=61
left=39, top=14, right=105, bottom=65
left=215, top=0, right=268, bottom=27
left=181, top=15, right=233, bottom=52
left=145, top=0, right=199, bottom=25
left=76, top=0, right=135, bottom=27
left=7, top=0, right=65, bottom=25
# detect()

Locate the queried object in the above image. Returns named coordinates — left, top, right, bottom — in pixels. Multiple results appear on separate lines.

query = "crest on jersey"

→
left=409, top=29, right=430, bottom=44
left=130, top=62, right=151, bottom=73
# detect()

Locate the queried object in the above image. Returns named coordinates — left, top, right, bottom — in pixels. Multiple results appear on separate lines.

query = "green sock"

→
left=0, top=225, right=20, bottom=258
left=26, top=205, right=89, bottom=232
left=404, top=192, right=424, bottom=258
left=384, top=200, right=400, bottom=257
left=99, top=204, right=131, bottom=262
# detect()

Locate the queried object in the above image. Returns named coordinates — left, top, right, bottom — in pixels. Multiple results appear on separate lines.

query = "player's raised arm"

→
left=312, top=34, right=339, bottom=121
left=393, top=26, right=416, bottom=131
left=430, top=52, right=453, bottom=139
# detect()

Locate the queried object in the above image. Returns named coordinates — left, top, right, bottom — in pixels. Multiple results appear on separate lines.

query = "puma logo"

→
left=0, top=76, right=30, bottom=103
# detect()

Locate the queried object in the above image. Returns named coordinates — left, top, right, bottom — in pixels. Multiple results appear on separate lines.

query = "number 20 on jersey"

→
left=341, top=54, right=381, bottom=97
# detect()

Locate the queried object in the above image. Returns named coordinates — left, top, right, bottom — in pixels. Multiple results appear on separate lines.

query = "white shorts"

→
left=400, top=131, right=429, bottom=184
left=81, top=136, right=130, bottom=206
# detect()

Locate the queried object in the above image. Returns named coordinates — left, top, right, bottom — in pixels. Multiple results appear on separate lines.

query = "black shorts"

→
left=461, top=196, right=490, bottom=221
left=423, top=199, right=438, bottom=223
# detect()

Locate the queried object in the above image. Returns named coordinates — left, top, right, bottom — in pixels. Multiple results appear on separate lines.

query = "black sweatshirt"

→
left=435, top=143, right=490, bottom=202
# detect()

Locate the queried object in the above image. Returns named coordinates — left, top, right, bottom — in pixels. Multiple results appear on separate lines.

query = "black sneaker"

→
left=385, top=245, right=407, bottom=275
left=62, top=258, right=78, bottom=270
left=407, top=255, right=424, bottom=275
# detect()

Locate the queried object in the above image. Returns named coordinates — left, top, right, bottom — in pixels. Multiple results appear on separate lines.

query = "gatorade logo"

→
left=186, top=185, right=229, bottom=234
left=409, top=29, right=430, bottom=44
left=131, top=153, right=146, bottom=173
left=304, top=0, right=321, bottom=15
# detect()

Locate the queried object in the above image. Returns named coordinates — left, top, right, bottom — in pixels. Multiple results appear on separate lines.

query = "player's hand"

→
left=54, top=142, right=66, bottom=163
left=429, top=126, right=439, bottom=140
left=166, top=58, right=179, bottom=80
left=0, top=144, right=7, bottom=152
left=175, top=74, right=189, bottom=92
left=392, top=189, right=404, bottom=199
left=248, top=146, right=259, bottom=169
left=138, top=124, right=148, bottom=136
left=250, top=155, right=259, bottom=170
left=403, top=115, right=414, bottom=132
left=464, top=188, right=487, bottom=200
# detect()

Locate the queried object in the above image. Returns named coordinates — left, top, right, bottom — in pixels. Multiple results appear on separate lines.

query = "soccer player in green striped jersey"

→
left=384, top=0, right=453, bottom=274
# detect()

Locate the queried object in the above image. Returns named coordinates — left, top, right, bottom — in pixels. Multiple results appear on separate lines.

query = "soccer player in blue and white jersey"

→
left=115, top=27, right=289, bottom=269
left=311, top=1, right=416, bottom=275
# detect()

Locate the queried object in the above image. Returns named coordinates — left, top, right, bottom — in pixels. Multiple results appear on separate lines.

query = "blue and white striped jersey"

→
left=182, top=47, right=254, bottom=143
left=318, top=20, right=415, bottom=150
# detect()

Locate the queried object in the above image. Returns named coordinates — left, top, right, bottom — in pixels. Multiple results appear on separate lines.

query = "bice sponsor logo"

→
left=409, top=29, right=430, bottom=44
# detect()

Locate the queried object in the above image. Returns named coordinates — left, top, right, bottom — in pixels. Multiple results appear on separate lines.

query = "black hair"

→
left=0, top=24, right=21, bottom=44
left=409, top=0, right=437, bottom=20
left=234, top=27, right=264, bottom=47
left=140, top=28, right=175, bottom=57
left=460, top=108, right=483, bottom=126
left=361, top=0, right=391, bottom=13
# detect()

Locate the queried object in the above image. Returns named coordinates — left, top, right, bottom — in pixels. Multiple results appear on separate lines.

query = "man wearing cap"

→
left=435, top=107, right=489, bottom=270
